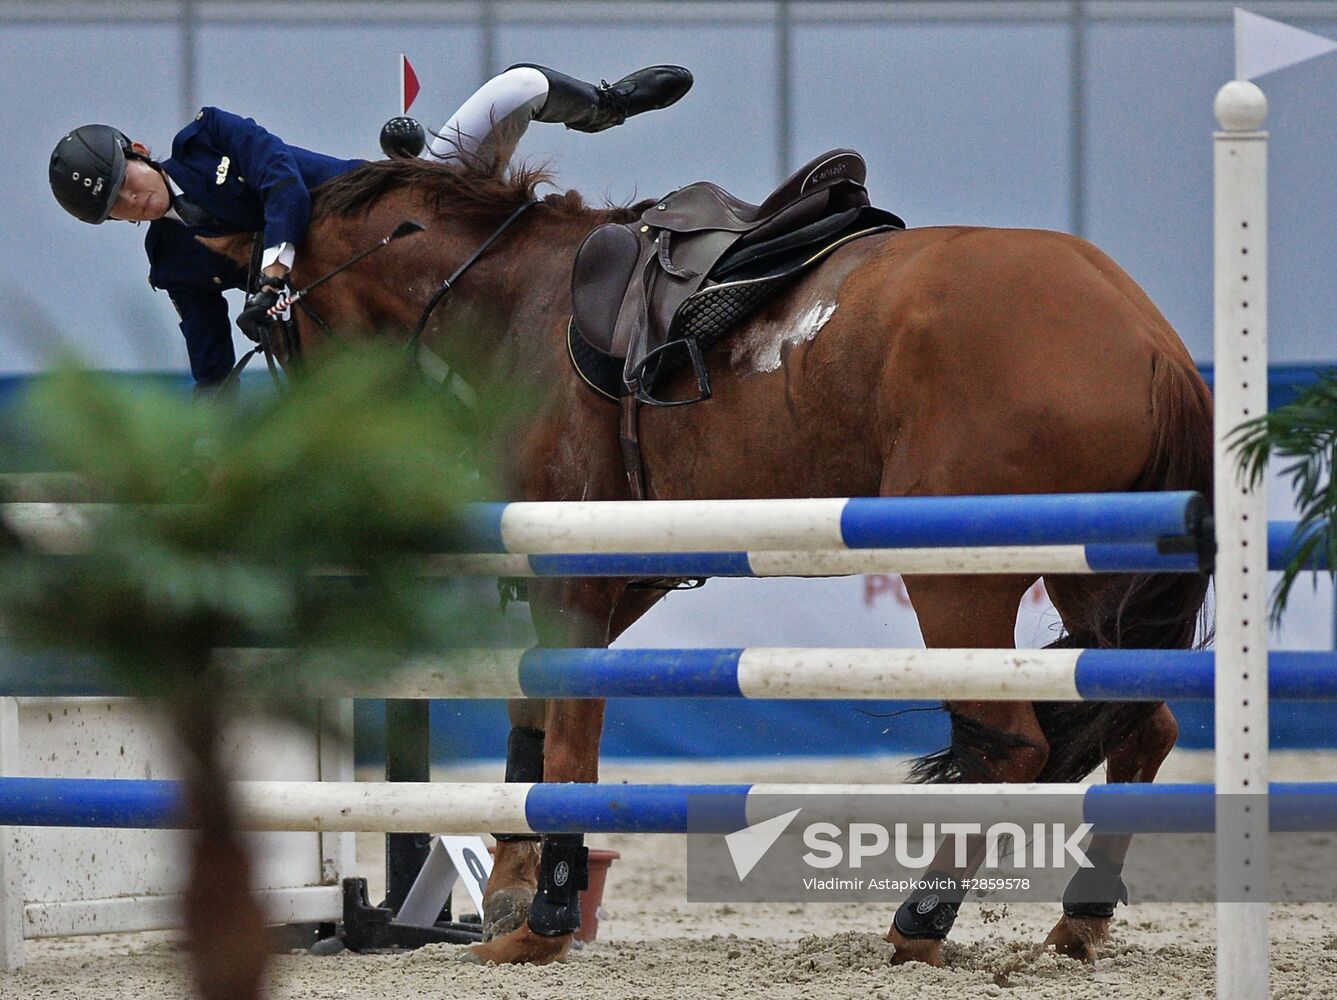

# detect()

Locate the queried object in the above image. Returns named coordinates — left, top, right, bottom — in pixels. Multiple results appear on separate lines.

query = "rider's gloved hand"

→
left=237, top=275, right=288, bottom=343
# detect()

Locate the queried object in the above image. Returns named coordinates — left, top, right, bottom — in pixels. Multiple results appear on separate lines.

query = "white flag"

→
left=1236, top=8, right=1337, bottom=80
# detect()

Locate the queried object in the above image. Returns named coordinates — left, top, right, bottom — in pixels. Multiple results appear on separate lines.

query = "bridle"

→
left=282, top=200, right=541, bottom=390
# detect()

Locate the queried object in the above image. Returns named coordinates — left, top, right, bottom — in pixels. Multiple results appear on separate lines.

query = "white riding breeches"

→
left=426, top=66, right=550, bottom=170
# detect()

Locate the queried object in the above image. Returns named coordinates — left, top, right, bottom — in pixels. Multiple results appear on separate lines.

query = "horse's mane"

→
left=311, top=156, right=644, bottom=228
left=197, top=156, right=647, bottom=266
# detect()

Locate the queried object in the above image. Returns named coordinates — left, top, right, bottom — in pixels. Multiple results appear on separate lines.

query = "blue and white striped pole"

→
left=15, top=505, right=1325, bottom=578
left=3, top=492, right=1206, bottom=558
left=4, top=646, right=1336, bottom=701
left=426, top=519, right=1319, bottom=577
left=0, top=777, right=1332, bottom=834
left=449, top=493, right=1204, bottom=553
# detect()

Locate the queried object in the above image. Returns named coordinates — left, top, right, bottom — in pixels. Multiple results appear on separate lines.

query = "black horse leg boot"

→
left=527, top=834, right=588, bottom=936
left=513, top=64, right=693, bottom=133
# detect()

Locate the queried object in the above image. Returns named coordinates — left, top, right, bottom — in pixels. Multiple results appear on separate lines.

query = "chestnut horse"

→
left=210, top=157, right=1212, bottom=967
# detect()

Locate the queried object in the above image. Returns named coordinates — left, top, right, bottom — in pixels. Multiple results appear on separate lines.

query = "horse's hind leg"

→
left=1042, top=702, right=1178, bottom=961
left=886, top=574, right=1048, bottom=967
left=1038, top=574, right=1180, bottom=960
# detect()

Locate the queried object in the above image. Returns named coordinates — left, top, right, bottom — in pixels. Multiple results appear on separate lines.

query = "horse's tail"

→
left=1034, top=354, right=1214, bottom=783
left=910, top=354, right=1214, bottom=784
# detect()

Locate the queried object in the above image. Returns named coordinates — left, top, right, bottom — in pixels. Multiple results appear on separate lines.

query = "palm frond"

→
left=1229, top=369, right=1337, bottom=623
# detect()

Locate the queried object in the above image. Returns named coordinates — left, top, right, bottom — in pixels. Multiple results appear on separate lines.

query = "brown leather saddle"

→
left=568, top=148, right=904, bottom=407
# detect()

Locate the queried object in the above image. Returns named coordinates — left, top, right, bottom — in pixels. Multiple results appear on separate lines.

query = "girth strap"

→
left=619, top=394, right=647, bottom=500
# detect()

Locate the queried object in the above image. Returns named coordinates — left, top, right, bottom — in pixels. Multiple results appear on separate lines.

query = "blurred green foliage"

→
left=0, top=346, right=505, bottom=704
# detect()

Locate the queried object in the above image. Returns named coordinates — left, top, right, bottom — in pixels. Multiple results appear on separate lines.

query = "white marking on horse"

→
left=728, top=297, right=837, bottom=374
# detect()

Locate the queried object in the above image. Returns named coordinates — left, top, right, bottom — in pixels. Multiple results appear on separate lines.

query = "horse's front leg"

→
left=466, top=579, right=620, bottom=966
left=467, top=697, right=607, bottom=965
left=479, top=697, right=545, bottom=941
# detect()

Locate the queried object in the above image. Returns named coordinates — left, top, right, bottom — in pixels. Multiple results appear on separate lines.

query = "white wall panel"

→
left=493, top=22, right=778, bottom=204
left=196, top=24, right=485, bottom=159
left=792, top=21, right=1072, bottom=230
left=0, top=25, right=183, bottom=374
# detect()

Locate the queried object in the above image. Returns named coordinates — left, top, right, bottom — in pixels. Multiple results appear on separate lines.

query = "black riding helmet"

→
left=380, top=116, right=426, bottom=159
left=49, top=124, right=136, bottom=224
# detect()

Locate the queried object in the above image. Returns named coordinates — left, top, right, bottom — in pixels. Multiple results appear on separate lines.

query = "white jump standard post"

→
left=1213, top=78, right=1270, bottom=1000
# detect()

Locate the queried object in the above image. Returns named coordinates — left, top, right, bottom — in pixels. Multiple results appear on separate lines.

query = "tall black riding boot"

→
left=513, top=64, right=693, bottom=133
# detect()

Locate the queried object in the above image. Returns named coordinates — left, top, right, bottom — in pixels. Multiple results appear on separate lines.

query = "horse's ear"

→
left=196, top=232, right=253, bottom=267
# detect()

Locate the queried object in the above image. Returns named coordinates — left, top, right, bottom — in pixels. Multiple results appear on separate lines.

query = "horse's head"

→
left=284, top=160, right=533, bottom=362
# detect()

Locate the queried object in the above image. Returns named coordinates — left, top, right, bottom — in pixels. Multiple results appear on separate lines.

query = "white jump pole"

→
left=1213, top=79, right=1270, bottom=1000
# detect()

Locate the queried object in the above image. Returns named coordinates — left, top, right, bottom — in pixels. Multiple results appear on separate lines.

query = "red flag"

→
left=400, top=54, right=420, bottom=115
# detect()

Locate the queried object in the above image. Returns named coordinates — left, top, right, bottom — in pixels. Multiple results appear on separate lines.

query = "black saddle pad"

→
left=568, top=205, right=904, bottom=402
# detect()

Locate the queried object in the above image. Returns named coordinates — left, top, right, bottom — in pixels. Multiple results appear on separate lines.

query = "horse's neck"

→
left=436, top=210, right=600, bottom=388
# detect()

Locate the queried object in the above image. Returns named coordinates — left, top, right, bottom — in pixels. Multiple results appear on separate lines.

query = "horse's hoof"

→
left=463, top=924, right=572, bottom=966
left=481, top=887, right=535, bottom=941
left=885, top=925, right=944, bottom=967
left=1043, top=914, right=1110, bottom=963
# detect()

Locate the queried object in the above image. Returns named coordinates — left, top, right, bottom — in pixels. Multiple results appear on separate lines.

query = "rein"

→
left=223, top=199, right=539, bottom=398
left=404, top=199, right=540, bottom=360
left=218, top=233, right=291, bottom=395
left=220, top=336, right=287, bottom=394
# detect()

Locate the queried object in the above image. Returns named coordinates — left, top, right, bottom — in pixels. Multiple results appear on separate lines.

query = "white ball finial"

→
left=1215, top=80, right=1268, bottom=131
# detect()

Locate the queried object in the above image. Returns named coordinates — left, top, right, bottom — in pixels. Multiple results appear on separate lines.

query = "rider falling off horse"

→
left=47, top=63, right=692, bottom=390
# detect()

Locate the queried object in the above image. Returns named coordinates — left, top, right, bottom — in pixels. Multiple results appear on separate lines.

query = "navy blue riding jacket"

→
left=144, top=107, right=362, bottom=385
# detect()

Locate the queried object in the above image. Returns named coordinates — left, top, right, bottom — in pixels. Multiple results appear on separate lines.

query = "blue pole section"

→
left=1272, top=781, right=1337, bottom=832
left=530, top=552, right=753, bottom=577
left=1089, top=528, right=1323, bottom=572
left=1075, top=650, right=1216, bottom=699
left=518, top=647, right=745, bottom=698
left=1269, top=519, right=1327, bottom=569
left=1267, top=651, right=1337, bottom=699
left=0, top=777, right=183, bottom=828
left=1084, top=543, right=1201, bottom=572
left=443, top=504, right=506, bottom=553
left=1083, top=783, right=1337, bottom=834
left=837, top=492, right=1203, bottom=547
left=0, top=648, right=115, bottom=697
left=1083, top=783, right=1215, bottom=833
left=1071, top=650, right=1337, bottom=701
left=524, top=782, right=753, bottom=833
